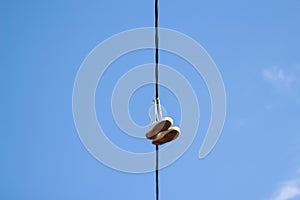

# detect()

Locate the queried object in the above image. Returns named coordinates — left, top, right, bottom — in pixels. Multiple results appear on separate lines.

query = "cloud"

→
left=272, top=180, right=300, bottom=200
left=263, top=66, right=300, bottom=107
left=263, top=67, right=296, bottom=87
left=269, top=169, right=300, bottom=200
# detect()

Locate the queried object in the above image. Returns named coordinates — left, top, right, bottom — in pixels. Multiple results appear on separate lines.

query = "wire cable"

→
left=156, top=144, right=159, bottom=200
left=154, top=0, right=159, bottom=200
left=155, top=0, right=159, bottom=100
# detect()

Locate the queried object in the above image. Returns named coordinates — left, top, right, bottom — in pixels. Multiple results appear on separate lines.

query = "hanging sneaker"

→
left=152, top=126, right=180, bottom=145
left=145, top=117, right=173, bottom=139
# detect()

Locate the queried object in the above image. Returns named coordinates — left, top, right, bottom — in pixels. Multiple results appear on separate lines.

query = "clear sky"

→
left=1, top=0, right=300, bottom=199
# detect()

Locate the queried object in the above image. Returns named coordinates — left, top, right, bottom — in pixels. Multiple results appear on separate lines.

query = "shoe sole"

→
left=152, top=127, right=180, bottom=145
left=146, top=117, right=173, bottom=139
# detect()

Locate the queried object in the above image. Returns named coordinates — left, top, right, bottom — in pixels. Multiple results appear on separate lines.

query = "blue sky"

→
left=1, top=0, right=300, bottom=199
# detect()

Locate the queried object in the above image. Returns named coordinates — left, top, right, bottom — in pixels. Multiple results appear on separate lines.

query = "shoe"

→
left=145, top=117, right=173, bottom=139
left=152, top=126, right=180, bottom=145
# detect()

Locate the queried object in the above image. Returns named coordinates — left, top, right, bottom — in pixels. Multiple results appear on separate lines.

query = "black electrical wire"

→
left=155, top=0, right=159, bottom=100
left=155, top=145, right=159, bottom=200
left=154, top=0, right=159, bottom=200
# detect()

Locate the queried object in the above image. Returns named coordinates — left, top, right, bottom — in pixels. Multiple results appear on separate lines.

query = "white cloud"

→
left=263, top=67, right=296, bottom=87
left=263, top=66, right=300, bottom=106
left=272, top=180, right=300, bottom=200
left=269, top=169, right=300, bottom=200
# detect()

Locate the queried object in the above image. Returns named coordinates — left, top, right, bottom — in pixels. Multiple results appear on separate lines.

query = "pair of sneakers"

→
left=145, top=117, right=180, bottom=145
